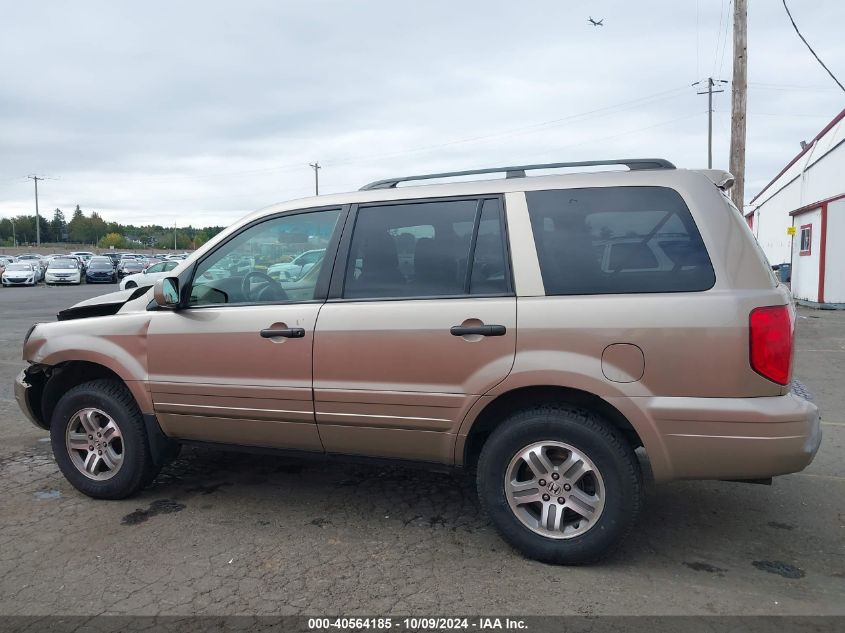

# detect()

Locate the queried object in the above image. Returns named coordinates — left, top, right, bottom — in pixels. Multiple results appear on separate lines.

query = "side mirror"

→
left=154, top=277, right=181, bottom=308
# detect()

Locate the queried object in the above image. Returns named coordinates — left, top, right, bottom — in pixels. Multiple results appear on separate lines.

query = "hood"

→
left=57, top=286, right=151, bottom=321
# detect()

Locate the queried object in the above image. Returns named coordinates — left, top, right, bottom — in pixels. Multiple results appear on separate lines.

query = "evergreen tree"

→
left=50, top=208, right=68, bottom=242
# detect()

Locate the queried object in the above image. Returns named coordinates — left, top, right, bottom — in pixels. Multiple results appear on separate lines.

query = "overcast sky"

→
left=1, top=0, right=843, bottom=227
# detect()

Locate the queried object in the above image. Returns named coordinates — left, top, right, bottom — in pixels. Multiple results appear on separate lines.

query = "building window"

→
left=799, top=224, right=812, bottom=256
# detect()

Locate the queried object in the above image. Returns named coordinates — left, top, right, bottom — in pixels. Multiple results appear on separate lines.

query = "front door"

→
left=313, top=197, right=516, bottom=463
left=147, top=207, right=343, bottom=451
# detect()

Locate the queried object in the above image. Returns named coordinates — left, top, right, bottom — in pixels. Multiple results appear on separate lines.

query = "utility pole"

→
left=174, top=222, right=177, bottom=250
left=693, top=77, right=727, bottom=168
left=309, top=162, right=321, bottom=196
left=27, top=175, right=45, bottom=247
left=729, top=0, right=748, bottom=211
left=10, top=218, right=15, bottom=247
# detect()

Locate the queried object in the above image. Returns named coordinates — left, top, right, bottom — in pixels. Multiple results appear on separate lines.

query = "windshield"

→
left=89, top=259, right=112, bottom=268
left=7, top=263, right=32, bottom=271
left=48, top=260, right=77, bottom=269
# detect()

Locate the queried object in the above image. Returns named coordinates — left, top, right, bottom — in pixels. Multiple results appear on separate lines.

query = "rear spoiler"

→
left=696, top=169, right=735, bottom=190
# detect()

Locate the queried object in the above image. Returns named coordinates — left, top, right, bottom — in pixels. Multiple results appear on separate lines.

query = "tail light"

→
left=749, top=305, right=793, bottom=385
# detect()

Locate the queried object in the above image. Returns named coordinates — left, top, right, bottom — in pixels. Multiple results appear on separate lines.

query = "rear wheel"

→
left=477, top=405, right=641, bottom=564
left=50, top=379, right=160, bottom=499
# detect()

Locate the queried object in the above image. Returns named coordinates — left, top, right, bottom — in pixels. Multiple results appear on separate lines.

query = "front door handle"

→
left=450, top=324, right=506, bottom=337
left=260, top=328, right=305, bottom=339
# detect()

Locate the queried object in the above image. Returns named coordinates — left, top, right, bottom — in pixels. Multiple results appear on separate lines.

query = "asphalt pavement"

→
left=0, top=284, right=842, bottom=615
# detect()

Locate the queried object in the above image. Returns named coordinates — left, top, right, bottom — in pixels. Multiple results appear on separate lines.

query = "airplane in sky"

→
left=588, top=17, right=604, bottom=26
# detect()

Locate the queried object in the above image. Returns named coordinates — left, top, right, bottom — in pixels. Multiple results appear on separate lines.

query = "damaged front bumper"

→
left=14, top=368, right=48, bottom=430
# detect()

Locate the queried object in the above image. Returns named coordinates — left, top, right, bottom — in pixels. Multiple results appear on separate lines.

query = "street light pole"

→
left=174, top=222, right=177, bottom=250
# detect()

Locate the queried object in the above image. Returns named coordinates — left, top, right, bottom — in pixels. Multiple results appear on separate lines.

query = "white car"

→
left=266, top=249, right=325, bottom=281
left=2, top=262, right=38, bottom=286
left=120, top=259, right=180, bottom=289
left=45, top=258, right=82, bottom=285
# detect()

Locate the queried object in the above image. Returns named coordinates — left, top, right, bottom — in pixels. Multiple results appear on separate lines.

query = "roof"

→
left=788, top=192, right=845, bottom=216
left=749, top=106, right=845, bottom=205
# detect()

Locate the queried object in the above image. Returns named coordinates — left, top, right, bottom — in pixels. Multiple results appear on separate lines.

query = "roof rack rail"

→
left=359, top=158, right=676, bottom=190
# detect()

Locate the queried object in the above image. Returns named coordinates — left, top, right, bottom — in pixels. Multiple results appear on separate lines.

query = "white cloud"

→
left=1, top=0, right=842, bottom=226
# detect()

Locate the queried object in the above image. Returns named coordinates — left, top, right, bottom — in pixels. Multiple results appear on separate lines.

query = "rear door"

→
left=313, top=196, right=516, bottom=463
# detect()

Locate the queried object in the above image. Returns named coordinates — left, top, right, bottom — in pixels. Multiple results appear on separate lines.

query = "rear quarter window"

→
left=526, top=186, right=715, bottom=295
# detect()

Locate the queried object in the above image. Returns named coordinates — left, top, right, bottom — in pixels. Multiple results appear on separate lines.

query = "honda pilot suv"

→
left=15, top=159, right=821, bottom=564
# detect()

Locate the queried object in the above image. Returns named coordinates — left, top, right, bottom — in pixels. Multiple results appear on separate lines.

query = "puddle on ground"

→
left=121, top=499, right=186, bottom=525
left=33, top=490, right=61, bottom=500
left=752, top=560, right=806, bottom=579
left=683, top=561, right=727, bottom=574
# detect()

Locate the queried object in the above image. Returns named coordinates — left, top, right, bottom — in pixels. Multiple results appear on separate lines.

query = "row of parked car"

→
left=0, top=251, right=190, bottom=288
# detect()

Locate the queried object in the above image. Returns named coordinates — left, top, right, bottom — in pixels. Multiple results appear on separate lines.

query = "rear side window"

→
left=343, top=198, right=509, bottom=299
left=526, top=186, right=715, bottom=295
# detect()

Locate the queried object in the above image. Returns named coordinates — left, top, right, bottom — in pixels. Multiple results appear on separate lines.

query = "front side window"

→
left=190, top=208, right=341, bottom=306
left=526, top=186, right=715, bottom=295
left=343, top=198, right=508, bottom=299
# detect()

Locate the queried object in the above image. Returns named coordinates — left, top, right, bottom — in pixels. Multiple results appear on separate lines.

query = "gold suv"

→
left=15, top=159, right=821, bottom=564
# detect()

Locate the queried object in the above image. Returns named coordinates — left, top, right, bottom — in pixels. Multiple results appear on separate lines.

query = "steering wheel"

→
left=240, top=271, right=288, bottom=302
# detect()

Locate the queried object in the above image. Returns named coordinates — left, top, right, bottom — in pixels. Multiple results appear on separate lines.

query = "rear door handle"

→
left=450, top=324, right=506, bottom=337
left=260, top=328, right=305, bottom=339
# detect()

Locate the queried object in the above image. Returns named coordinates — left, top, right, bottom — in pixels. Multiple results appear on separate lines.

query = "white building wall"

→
left=790, top=208, right=821, bottom=303
left=751, top=110, right=845, bottom=265
left=824, top=199, right=845, bottom=304
left=754, top=181, right=801, bottom=263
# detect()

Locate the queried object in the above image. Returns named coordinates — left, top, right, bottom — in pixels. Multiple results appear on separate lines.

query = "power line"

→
left=716, top=1, right=733, bottom=81
left=748, top=82, right=839, bottom=92
left=781, top=0, right=845, bottom=92
left=30, top=86, right=690, bottom=188
left=712, top=0, right=727, bottom=77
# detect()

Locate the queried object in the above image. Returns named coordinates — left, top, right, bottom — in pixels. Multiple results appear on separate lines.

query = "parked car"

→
left=120, top=259, right=180, bottom=290
left=15, top=159, right=821, bottom=565
left=15, top=253, right=47, bottom=281
left=70, top=251, right=95, bottom=268
left=0, top=255, right=14, bottom=276
left=45, top=258, right=82, bottom=285
left=2, top=261, right=38, bottom=286
left=15, top=254, right=45, bottom=279
left=104, top=252, right=122, bottom=267
left=772, top=263, right=792, bottom=283
left=267, top=248, right=325, bottom=281
left=85, top=256, right=118, bottom=284
left=117, top=257, right=145, bottom=278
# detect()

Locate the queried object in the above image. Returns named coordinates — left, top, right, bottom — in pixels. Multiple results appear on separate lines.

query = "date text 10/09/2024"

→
left=307, top=618, right=528, bottom=630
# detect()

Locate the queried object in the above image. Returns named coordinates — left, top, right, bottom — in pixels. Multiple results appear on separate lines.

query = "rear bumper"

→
left=618, top=392, right=821, bottom=482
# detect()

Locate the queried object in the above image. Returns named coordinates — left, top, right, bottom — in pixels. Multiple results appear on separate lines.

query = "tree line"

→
left=0, top=206, right=225, bottom=250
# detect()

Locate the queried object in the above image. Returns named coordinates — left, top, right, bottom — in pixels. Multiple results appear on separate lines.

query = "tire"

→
left=476, top=404, right=641, bottom=565
left=125, top=281, right=137, bottom=288
left=49, top=379, right=160, bottom=499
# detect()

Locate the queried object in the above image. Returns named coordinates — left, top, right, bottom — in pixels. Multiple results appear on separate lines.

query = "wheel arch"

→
left=33, top=360, right=151, bottom=428
left=459, top=385, right=644, bottom=470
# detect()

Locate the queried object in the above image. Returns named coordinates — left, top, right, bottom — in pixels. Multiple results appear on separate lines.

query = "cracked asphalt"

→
left=0, top=285, right=843, bottom=615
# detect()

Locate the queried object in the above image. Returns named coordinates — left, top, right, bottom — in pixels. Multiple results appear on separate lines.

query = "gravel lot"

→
left=0, top=284, right=843, bottom=616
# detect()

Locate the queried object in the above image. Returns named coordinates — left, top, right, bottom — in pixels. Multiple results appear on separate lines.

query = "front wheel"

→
left=125, top=281, right=136, bottom=289
left=477, top=405, right=642, bottom=564
left=50, top=379, right=160, bottom=499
